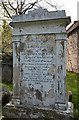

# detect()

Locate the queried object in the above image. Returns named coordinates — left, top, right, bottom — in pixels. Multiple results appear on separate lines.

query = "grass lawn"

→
left=66, top=72, right=79, bottom=120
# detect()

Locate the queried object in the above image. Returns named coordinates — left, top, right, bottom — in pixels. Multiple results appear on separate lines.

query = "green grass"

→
left=66, top=72, right=79, bottom=120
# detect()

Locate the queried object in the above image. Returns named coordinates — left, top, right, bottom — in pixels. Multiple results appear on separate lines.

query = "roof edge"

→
left=67, top=21, right=79, bottom=33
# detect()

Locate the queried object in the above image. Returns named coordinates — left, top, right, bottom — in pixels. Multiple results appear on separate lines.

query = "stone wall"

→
left=2, top=63, right=13, bottom=83
left=67, top=25, right=79, bottom=74
left=77, top=27, right=79, bottom=73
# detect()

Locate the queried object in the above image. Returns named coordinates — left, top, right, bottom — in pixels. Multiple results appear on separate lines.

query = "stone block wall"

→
left=77, top=27, right=79, bottom=73
left=67, top=26, right=79, bottom=74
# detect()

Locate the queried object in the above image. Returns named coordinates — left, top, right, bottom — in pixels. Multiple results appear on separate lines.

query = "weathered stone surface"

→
left=20, top=34, right=56, bottom=107
left=67, top=21, right=79, bottom=74
left=3, top=8, right=73, bottom=119
left=12, top=8, right=67, bottom=22
left=3, top=102, right=73, bottom=119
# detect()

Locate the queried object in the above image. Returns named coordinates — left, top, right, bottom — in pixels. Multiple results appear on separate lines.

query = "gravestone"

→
left=3, top=8, right=73, bottom=119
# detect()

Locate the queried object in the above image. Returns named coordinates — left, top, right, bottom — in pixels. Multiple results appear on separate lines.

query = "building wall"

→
left=66, top=27, right=79, bottom=74
left=77, top=27, right=79, bottom=73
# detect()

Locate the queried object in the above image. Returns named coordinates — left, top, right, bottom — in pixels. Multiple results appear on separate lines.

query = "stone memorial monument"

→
left=3, top=8, right=73, bottom=119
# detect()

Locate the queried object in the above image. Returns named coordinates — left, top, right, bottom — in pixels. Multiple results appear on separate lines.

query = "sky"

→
left=0, top=0, right=79, bottom=23
left=40, top=0, right=79, bottom=23
left=55, top=0, right=79, bottom=22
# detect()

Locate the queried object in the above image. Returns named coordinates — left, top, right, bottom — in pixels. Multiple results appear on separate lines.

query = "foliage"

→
left=66, top=72, right=79, bottom=120
left=0, top=0, right=42, bottom=19
left=0, top=82, right=13, bottom=92
left=1, top=19, right=13, bottom=60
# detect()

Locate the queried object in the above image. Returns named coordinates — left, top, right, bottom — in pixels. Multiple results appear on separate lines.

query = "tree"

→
left=0, top=0, right=60, bottom=20
left=0, top=0, right=42, bottom=19
left=1, top=19, right=13, bottom=61
left=1, top=19, right=13, bottom=63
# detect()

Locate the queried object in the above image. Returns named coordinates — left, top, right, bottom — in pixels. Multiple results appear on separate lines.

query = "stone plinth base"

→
left=3, top=102, right=73, bottom=119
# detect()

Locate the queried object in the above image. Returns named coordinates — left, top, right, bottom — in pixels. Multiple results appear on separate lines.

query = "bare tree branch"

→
left=19, top=1, right=24, bottom=14
left=44, top=0, right=58, bottom=10
left=23, top=0, right=38, bottom=14
left=8, top=0, right=17, bottom=14
left=1, top=1, right=12, bottom=19
left=16, top=0, right=19, bottom=14
left=0, top=0, right=60, bottom=20
left=22, top=3, right=32, bottom=9
left=8, top=0, right=16, bottom=10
